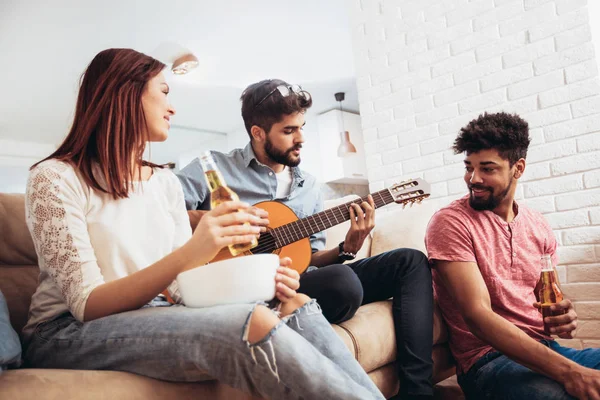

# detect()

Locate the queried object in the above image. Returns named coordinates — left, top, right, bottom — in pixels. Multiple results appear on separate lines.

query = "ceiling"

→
left=0, top=0, right=359, bottom=146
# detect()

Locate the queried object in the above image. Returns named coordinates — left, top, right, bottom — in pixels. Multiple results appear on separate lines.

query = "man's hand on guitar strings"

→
left=275, top=257, right=300, bottom=303
left=344, top=194, right=376, bottom=254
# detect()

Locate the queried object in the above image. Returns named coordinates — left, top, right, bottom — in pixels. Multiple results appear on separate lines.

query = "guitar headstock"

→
left=388, top=178, right=431, bottom=206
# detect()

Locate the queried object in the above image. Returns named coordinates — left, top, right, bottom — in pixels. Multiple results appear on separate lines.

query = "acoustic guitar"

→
left=210, top=178, right=431, bottom=274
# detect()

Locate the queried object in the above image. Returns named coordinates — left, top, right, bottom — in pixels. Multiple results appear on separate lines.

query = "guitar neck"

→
left=271, top=188, right=396, bottom=248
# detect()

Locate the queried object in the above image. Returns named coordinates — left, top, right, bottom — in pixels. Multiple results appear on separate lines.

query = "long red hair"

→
left=33, top=48, right=166, bottom=199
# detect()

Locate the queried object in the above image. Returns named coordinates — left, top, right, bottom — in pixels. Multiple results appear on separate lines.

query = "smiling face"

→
left=142, top=72, right=175, bottom=142
left=463, top=148, right=524, bottom=212
left=262, top=111, right=305, bottom=167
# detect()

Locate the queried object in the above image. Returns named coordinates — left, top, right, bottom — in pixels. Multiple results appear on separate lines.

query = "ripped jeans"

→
left=24, top=298, right=384, bottom=400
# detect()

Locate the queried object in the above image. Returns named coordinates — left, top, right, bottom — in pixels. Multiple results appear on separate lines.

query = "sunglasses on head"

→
left=255, top=84, right=311, bottom=108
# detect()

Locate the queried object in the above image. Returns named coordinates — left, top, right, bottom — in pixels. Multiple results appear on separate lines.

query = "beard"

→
left=264, top=137, right=302, bottom=167
left=469, top=178, right=513, bottom=211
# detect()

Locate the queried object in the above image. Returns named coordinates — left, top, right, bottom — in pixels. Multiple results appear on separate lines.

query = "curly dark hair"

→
left=240, top=79, right=312, bottom=138
left=453, top=112, right=531, bottom=166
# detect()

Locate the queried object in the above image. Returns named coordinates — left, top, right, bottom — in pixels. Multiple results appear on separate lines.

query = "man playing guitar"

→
left=177, top=79, right=434, bottom=400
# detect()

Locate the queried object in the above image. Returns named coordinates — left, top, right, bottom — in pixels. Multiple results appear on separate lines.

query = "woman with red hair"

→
left=22, top=48, right=383, bottom=400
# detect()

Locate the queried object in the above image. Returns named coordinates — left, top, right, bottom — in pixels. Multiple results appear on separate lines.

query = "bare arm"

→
left=84, top=202, right=267, bottom=321
left=188, top=210, right=208, bottom=232
left=84, top=246, right=197, bottom=321
left=310, top=247, right=340, bottom=267
left=434, top=260, right=586, bottom=385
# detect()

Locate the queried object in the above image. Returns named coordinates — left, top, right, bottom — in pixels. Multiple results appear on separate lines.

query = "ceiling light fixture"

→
left=335, top=92, right=357, bottom=157
left=171, top=53, right=199, bottom=75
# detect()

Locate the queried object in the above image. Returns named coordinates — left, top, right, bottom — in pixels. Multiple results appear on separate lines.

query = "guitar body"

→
left=208, top=178, right=432, bottom=275
left=210, top=201, right=312, bottom=274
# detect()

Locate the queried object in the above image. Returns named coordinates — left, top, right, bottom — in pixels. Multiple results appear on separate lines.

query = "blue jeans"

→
left=458, top=340, right=600, bottom=399
left=24, top=298, right=384, bottom=400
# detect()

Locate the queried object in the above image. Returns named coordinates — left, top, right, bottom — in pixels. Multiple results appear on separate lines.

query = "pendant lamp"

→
left=335, top=92, right=357, bottom=157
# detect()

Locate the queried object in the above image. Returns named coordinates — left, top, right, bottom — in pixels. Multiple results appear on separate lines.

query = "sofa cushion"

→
left=0, top=194, right=37, bottom=265
left=0, top=369, right=262, bottom=400
left=336, top=300, right=449, bottom=373
left=371, top=201, right=438, bottom=257
left=367, top=363, right=400, bottom=399
left=0, top=290, right=21, bottom=368
left=0, top=265, right=39, bottom=335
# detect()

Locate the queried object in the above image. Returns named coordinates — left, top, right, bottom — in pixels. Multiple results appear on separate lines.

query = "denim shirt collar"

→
left=242, top=143, right=305, bottom=189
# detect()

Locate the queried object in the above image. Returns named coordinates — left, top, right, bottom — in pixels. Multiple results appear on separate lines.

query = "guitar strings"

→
left=248, top=189, right=403, bottom=254
left=250, top=196, right=393, bottom=254
left=253, top=194, right=395, bottom=250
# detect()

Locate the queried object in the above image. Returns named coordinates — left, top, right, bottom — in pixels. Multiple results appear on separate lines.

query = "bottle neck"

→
left=540, top=255, right=553, bottom=269
left=540, top=270, right=557, bottom=285
left=204, top=169, right=227, bottom=192
left=200, top=152, right=229, bottom=192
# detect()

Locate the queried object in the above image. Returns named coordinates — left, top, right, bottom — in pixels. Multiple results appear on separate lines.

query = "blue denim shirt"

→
left=176, top=143, right=326, bottom=253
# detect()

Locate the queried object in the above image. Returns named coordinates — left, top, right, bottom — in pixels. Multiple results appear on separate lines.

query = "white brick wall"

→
left=349, top=0, right=600, bottom=347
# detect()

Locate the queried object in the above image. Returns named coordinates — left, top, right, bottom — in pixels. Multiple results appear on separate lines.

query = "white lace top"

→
left=23, top=159, right=191, bottom=340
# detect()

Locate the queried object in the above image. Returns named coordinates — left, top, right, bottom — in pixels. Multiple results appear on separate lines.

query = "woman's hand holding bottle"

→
left=181, top=201, right=269, bottom=270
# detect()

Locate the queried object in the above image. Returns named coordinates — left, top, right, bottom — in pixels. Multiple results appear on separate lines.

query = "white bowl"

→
left=176, top=254, right=279, bottom=308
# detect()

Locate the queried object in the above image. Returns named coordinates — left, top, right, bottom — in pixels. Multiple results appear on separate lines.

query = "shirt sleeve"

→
left=309, top=183, right=326, bottom=253
left=169, top=172, right=193, bottom=251
left=25, top=162, right=105, bottom=322
left=166, top=172, right=193, bottom=303
left=175, top=158, right=211, bottom=211
left=425, top=208, right=477, bottom=265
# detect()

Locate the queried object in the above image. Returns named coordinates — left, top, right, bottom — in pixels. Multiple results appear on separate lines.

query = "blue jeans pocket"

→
left=458, top=351, right=501, bottom=399
left=34, top=313, right=76, bottom=343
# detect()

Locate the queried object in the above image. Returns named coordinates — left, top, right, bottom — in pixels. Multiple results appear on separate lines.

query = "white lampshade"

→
left=337, top=131, right=357, bottom=157
left=172, top=53, right=199, bottom=75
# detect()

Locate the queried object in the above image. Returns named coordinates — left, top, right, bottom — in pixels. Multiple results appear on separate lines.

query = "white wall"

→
left=0, top=139, right=57, bottom=193
left=585, top=1, right=600, bottom=67
left=349, top=0, right=600, bottom=347
left=148, top=126, right=228, bottom=170
left=227, top=127, right=252, bottom=152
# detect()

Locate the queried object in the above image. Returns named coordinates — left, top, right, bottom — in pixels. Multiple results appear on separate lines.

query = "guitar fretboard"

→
left=269, top=189, right=395, bottom=248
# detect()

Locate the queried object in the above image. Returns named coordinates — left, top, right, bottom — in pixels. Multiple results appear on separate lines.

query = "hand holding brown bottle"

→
left=181, top=201, right=269, bottom=270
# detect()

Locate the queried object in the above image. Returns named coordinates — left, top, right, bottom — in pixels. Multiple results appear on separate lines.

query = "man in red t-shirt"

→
left=425, top=112, right=600, bottom=399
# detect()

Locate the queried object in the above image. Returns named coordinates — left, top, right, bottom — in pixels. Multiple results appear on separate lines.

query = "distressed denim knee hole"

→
left=241, top=303, right=287, bottom=382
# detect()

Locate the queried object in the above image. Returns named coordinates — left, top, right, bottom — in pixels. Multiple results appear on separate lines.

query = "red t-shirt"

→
left=425, top=195, right=556, bottom=374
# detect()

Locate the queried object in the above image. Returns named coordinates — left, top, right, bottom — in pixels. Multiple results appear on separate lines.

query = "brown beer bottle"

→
left=535, top=254, right=566, bottom=333
left=199, top=151, right=258, bottom=256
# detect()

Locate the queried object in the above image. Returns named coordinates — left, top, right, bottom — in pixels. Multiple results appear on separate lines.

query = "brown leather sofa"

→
left=0, top=192, right=463, bottom=399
